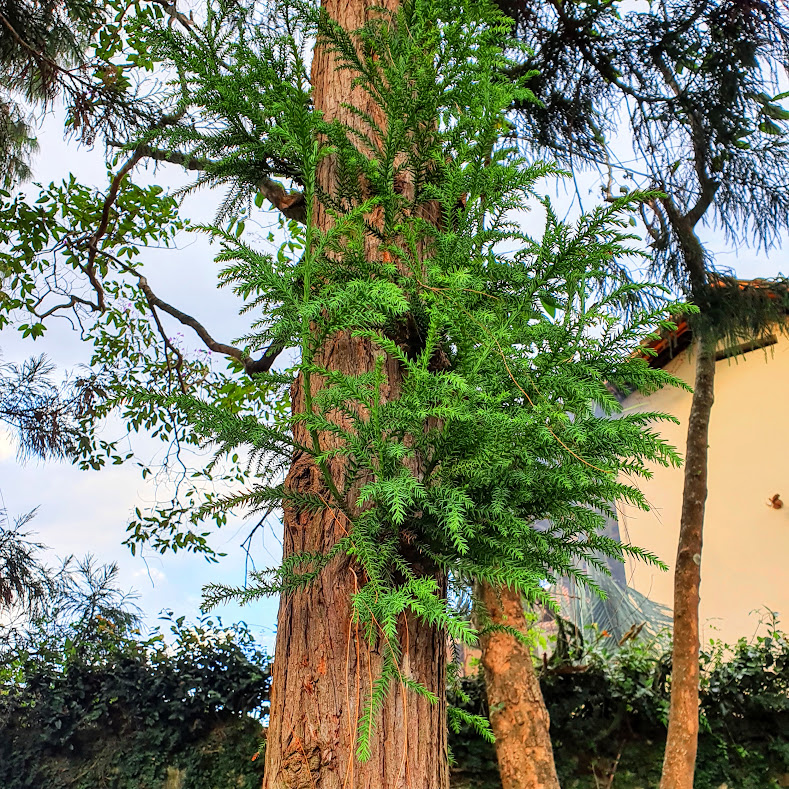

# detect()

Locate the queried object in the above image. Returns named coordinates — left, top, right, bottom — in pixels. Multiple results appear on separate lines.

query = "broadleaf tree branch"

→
left=137, top=273, right=285, bottom=375
left=35, top=293, right=100, bottom=320
left=147, top=301, right=188, bottom=394
left=84, top=151, right=145, bottom=311
left=82, top=111, right=189, bottom=311
left=98, top=249, right=285, bottom=376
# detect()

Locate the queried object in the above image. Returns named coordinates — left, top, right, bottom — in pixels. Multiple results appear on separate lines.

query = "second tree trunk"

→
left=660, top=339, right=716, bottom=789
left=478, top=580, right=561, bottom=789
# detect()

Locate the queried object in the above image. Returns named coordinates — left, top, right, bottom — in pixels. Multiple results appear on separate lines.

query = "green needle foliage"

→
left=133, top=0, right=690, bottom=757
left=0, top=0, right=100, bottom=186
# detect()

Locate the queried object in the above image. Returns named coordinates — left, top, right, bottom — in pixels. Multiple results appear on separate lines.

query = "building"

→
left=618, top=311, right=789, bottom=644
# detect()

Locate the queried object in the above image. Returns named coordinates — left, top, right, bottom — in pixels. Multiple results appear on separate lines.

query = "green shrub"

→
left=449, top=617, right=789, bottom=788
left=4, top=606, right=786, bottom=788
left=0, top=613, right=270, bottom=789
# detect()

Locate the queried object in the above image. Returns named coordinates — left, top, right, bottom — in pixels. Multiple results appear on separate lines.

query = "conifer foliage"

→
left=133, top=0, right=687, bottom=773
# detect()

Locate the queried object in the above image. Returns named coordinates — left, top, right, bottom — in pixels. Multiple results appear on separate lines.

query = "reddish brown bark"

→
left=478, top=581, right=561, bottom=789
left=659, top=339, right=716, bottom=789
left=262, top=2, right=449, bottom=787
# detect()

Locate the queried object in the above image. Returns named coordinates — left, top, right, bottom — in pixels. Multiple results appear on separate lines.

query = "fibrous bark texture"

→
left=659, top=339, right=716, bottom=789
left=478, top=580, right=561, bottom=789
left=262, top=2, right=449, bottom=787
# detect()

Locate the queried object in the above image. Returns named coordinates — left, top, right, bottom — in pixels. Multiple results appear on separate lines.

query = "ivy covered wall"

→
left=0, top=615, right=269, bottom=789
left=450, top=623, right=789, bottom=789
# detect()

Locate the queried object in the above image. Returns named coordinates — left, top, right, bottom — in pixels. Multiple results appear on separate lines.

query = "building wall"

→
left=619, top=332, right=789, bottom=644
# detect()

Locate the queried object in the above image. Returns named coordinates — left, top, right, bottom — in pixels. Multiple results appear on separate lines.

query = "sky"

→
left=0, top=114, right=287, bottom=648
left=1, top=102, right=787, bottom=651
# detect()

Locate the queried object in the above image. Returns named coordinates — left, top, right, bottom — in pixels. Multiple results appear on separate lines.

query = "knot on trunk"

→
left=282, top=736, right=322, bottom=789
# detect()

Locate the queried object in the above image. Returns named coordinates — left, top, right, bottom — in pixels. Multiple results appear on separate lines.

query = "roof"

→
left=638, top=277, right=788, bottom=370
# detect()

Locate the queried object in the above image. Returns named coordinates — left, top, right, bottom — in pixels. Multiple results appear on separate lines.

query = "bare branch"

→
left=651, top=52, right=720, bottom=228
left=150, top=0, right=195, bottom=31
left=639, top=199, right=667, bottom=246
left=258, top=177, right=307, bottom=225
left=147, top=302, right=188, bottom=394
left=35, top=294, right=100, bottom=320
left=136, top=271, right=284, bottom=375
left=123, top=143, right=211, bottom=172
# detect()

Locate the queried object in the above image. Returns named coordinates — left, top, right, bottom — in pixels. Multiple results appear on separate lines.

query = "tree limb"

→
left=147, top=301, right=188, bottom=394
left=150, top=0, right=194, bottom=31
left=97, top=249, right=285, bottom=376
left=35, top=294, right=100, bottom=320
left=125, top=143, right=307, bottom=224
left=258, top=178, right=307, bottom=225
left=651, top=52, right=719, bottom=227
left=136, top=272, right=284, bottom=374
left=84, top=151, right=145, bottom=311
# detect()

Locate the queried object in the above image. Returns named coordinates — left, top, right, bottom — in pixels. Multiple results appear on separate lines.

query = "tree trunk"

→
left=477, top=580, right=561, bottom=789
left=659, top=338, right=716, bottom=789
left=262, top=2, right=449, bottom=787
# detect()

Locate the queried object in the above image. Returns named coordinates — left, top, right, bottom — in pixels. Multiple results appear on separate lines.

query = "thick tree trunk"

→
left=477, top=580, right=561, bottom=789
left=659, top=339, right=716, bottom=789
left=262, top=2, right=449, bottom=787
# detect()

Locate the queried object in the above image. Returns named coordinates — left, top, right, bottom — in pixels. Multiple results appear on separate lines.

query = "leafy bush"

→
left=0, top=612, right=270, bottom=789
left=450, top=617, right=789, bottom=789
left=3, top=596, right=786, bottom=789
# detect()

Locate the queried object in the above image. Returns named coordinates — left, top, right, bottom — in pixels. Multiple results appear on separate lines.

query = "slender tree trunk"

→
left=263, top=2, right=449, bottom=787
left=659, top=338, right=716, bottom=789
left=477, top=580, right=561, bottom=789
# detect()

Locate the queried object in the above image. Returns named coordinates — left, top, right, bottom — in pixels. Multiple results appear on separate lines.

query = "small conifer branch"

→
left=543, top=0, right=664, bottom=105
left=0, top=8, right=97, bottom=93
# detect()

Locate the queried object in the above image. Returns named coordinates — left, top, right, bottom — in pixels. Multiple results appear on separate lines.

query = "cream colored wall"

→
left=619, top=332, right=789, bottom=644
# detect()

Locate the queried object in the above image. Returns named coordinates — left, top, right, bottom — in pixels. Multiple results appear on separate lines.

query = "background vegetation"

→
left=3, top=603, right=786, bottom=789
left=452, top=616, right=789, bottom=789
left=0, top=560, right=270, bottom=789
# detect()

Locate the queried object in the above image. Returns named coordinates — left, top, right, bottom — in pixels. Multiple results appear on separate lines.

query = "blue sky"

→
left=1, top=106, right=786, bottom=651
left=0, top=113, right=285, bottom=648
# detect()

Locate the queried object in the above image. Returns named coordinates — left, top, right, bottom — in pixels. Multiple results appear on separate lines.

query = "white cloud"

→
left=132, top=566, right=167, bottom=585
